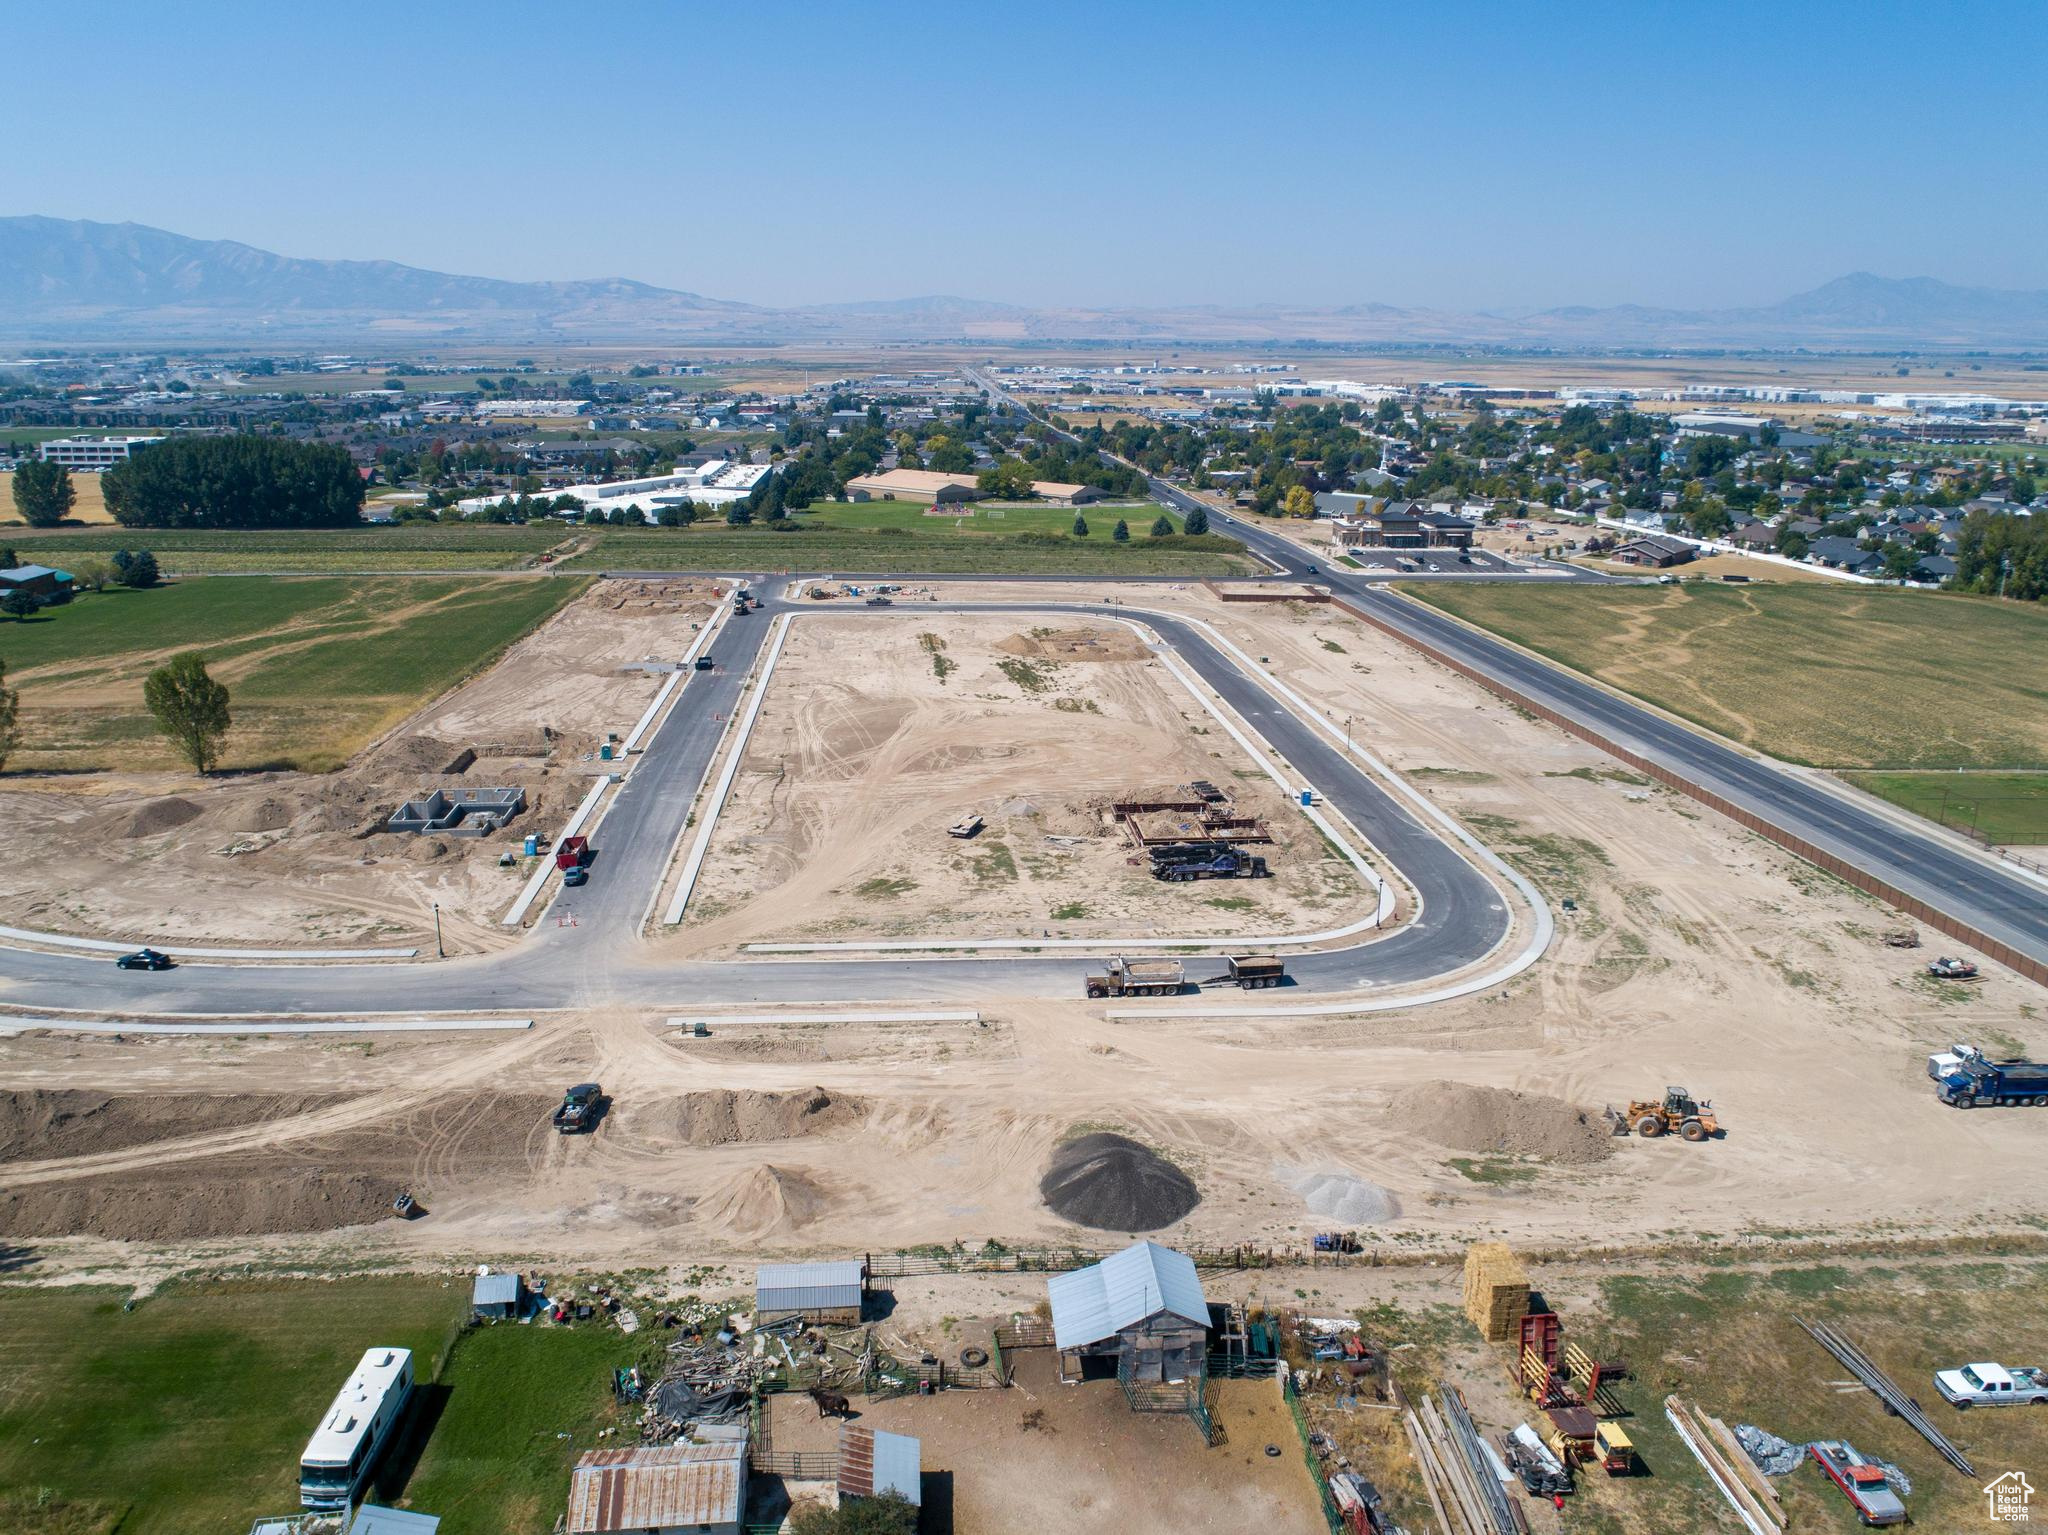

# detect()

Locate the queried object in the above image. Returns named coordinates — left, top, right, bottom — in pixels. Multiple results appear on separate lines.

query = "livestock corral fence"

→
left=1335, top=594, right=2048, bottom=990
left=865, top=1242, right=1392, bottom=1281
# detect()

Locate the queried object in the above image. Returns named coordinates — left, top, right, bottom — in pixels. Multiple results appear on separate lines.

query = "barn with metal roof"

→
left=1046, top=1241, right=1210, bottom=1384
left=755, top=1260, right=866, bottom=1325
left=838, top=1424, right=922, bottom=1508
left=565, top=1442, right=747, bottom=1535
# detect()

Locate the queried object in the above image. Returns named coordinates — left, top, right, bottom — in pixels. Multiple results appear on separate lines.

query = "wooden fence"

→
left=1332, top=594, right=2048, bottom=989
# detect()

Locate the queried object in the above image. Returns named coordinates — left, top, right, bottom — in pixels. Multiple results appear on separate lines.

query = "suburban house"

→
left=844, top=468, right=982, bottom=504
left=566, top=1442, right=747, bottom=1535
left=1728, top=522, right=1778, bottom=550
left=0, top=563, right=76, bottom=602
left=1807, top=536, right=1883, bottom=574
left=1607, top=534, right=1697, bottom=568
left=1047, top=1240, right=1210, bottom=1385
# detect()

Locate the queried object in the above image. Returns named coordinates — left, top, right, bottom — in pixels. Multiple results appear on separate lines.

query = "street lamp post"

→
left=432, top=901, right=443, bottom=959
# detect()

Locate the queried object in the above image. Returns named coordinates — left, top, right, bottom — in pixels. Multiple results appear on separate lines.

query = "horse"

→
left=808, top=1387, right=851, bottom=1419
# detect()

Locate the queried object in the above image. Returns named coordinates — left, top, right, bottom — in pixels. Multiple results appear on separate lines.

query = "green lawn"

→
left=0, top=1279, right=465, bottom=1535
left=0, top=574, right=587, bottom=771
left=0, top=525, right=567, bottom=573
left=401, top=1321, right=641, bottom=1535
left=1843, top=770, right=2048, bottom=844
left=1409, top=582, right=2048, bottom=769
left=0, top=1279, right=645, bottom=1535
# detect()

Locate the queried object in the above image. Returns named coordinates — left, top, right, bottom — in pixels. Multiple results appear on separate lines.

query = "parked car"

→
left=694, top=655, right=715, bottom=671
left=562, top=865, right=589, bottom=888
left=1936, top=1362, right=2048, bottom=1408
left=115, top=948, right=174, bottom=971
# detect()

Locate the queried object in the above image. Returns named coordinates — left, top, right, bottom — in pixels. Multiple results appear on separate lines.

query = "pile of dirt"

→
left=117, top=796, right=203, bottom=838
left=637, top=1087, right=862, bottom=1147
left=695, top=1163, right=832, bottom=1237
left=375, top=733, right=470, bottom=776
left=0, top=1166, right=404, bottom=1240
left=997, top=627, right=1150, bottom=664
left=0, top=1089, right=343, bottom=1163
left=1384, top=1083, right=1614, bottom=1165
left=1040, top=1132, right=1201, bottom=1232
left=219, top=796, right=296, bottom=834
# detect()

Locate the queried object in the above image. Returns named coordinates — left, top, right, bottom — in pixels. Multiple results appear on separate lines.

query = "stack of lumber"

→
left=1462, top=1242, right=1530, bottom=1342
left=1665, top=1395, right=1786, bottom=1534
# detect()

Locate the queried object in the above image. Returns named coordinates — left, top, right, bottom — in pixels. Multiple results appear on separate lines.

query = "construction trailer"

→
left=1084, top=956, right=1184, bottom=998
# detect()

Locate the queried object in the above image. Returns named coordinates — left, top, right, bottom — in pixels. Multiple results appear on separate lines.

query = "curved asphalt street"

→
left=0, top=594, right=1522, bottom=1016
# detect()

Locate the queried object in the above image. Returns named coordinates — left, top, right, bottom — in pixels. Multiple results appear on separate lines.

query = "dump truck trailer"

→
left=1149, top=842, right=1269, bottom=882
left=1084, top=956, right=1185, bottom=998
left=554, top=835, right=591, bottom=871
left=1195, top=954, right=1285, bottom=989
left=1936, top=1050, right=2048, bottom=1107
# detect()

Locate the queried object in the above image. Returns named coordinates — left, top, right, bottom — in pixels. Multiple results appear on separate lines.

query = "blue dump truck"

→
left=1149, top=841, right=1270, bottom=883
left=1931, top=1042, right=2048, bottom=1108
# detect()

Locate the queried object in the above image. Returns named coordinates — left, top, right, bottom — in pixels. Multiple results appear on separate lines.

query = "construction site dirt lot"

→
left=674, top=611, right=1376, bottom=951
left=763, top=1350, right=1324, bottom=1535
left=0, top=578, right=720, bottom=951
left=3, top=583, right=2045, bottom=1279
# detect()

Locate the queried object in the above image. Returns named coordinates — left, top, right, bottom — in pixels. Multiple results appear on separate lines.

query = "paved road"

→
left=1127, top=447, right=2048, bottom=971
left=0, top=591, right=1519, bottom=1014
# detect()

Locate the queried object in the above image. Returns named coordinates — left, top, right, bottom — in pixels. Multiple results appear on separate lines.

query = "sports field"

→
left=1412, top=582, right=2048, bottom=769
left=0, top=574, right=587, bottom=771
left=1843, top=770, right=2048, bottom=844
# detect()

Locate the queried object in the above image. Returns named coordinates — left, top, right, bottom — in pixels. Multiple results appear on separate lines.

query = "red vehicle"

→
left=554, top=835, right=591, bottom=871
left=1809, top=1441, right=1905, bottom=1526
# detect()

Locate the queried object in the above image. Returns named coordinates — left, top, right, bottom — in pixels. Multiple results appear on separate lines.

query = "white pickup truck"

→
left=1935, top=1362, right=2048, bottom=1408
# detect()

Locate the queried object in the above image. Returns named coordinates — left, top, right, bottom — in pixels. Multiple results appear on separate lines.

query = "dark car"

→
left=116, top=948, right=174, bottom=971
left=1306, top=565, right=1318, bottom=575
left=562, top=865, right=590, bottom=887
left=694, top=655, right=715, bottom=671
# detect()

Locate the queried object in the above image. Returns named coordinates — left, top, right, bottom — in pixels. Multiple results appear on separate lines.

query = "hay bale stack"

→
left=1462, top=1241, right=1530, bottom=1341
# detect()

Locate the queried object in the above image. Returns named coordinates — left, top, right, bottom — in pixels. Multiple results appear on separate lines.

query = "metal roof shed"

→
left=839, top=1424, right=922, bottom=1507
left=1047, top=1241, right=1208, bottom=1350
left=755, top=1260, right=865, bottom=1323
left=567, top=1442, right=747, bottom=1535
left=471, top=1271, right=522, bottom=1318
left=347, top=1508, right=441, bottom=1535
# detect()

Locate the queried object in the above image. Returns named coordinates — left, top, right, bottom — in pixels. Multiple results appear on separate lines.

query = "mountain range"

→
left=3, top=216, right=2046, bottom=349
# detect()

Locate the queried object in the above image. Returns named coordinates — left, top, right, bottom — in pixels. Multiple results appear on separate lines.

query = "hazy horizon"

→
left=5, top=1, right=2045, bottom=313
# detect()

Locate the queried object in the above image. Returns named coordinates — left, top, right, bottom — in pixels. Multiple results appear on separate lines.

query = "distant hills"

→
left=3, top=216, right=2046, bottom=349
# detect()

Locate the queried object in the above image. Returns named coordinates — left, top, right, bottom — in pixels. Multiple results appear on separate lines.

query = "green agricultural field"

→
left=569, top=514, right=1249, bottom=576
left=1844, top=770, right=2048, bottom=844
left=0, top=1279, right=466, bottom=1535
left=0, top=524, right=568, bottom=572
left=0, top=574, right=587, bottom=771
left=1411, top=582, right=2048, bottom=769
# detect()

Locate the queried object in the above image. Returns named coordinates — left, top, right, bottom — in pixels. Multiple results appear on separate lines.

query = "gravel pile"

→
left=1282, top=1166, right=1401, bottom=1224
left=1040, top=1132, right=1200, bottom=1232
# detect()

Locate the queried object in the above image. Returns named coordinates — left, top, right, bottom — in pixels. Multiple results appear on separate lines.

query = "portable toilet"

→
left=1300, top=789, right=1314, bottom=807
left=524, top=834, right=540, bottom=857
left=599, top=743, right=614, bottom=762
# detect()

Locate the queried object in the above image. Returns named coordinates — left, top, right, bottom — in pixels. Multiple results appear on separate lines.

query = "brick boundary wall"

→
left=1332, top=595, right=2048, bottom=989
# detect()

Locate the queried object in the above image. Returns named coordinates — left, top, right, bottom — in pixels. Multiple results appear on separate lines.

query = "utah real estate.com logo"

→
left=1986, top=1471, right=2035, bottom=1523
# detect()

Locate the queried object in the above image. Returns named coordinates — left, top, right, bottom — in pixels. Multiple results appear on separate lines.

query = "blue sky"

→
left=5, top=1, right=2043, bottom=310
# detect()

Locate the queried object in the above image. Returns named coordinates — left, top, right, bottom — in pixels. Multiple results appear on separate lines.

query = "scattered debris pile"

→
left=1040, top=1131, right=1200, bottom=1232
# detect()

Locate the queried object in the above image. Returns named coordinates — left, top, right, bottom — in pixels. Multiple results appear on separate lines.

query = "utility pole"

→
left=433, top=901, right=443, bottom=959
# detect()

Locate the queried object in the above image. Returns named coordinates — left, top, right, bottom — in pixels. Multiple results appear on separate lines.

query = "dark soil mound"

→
left=1040, top=1132, right=1200, bottom=1232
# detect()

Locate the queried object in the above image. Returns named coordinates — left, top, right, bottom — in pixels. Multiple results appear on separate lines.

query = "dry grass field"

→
left=1412, top=582, right=2048, bottom=769
left=0, top=469, right=114, bottom=525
